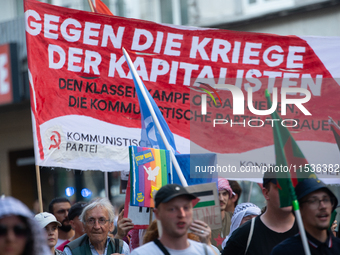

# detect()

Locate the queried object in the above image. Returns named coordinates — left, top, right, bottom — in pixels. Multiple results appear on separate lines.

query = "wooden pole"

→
left=104, top=171, right=109, bottom=199
left=247, top=181, right=253, bottom=202
left=35, top=165, right=43, bottom=213
left=149, top=208, right=153, bottom=225
left=87, top=0, right=95, bottom=12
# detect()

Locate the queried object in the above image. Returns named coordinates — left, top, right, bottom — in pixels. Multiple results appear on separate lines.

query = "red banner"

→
left=25, top=0, right=340, bottom=174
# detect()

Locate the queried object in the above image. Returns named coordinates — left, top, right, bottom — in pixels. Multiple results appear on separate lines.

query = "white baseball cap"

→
left=34, top=212, right=62, bottom=229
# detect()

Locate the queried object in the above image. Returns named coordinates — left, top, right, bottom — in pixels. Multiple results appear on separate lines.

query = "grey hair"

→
left=79, top=197, right=115, bottom=224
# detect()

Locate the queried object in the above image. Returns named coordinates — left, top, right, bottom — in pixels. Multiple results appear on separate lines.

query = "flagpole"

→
left=288, top=181, right=311, bottom=255
left=265, top=90, right=310, bottom=255
left=122, top=48, right=188, bottom=187
left=87, top=0, right=95, bottom=12
left=328, top=116, right=340, bottom=152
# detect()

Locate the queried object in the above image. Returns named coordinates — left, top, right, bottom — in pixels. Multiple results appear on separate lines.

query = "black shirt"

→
left=270, top=230, right=340, bottom=255
left=222, top=215, right=298, bottom=255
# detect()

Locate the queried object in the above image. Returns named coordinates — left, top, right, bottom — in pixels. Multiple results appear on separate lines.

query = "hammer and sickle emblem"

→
left=49, top=131, right=61, bottom=150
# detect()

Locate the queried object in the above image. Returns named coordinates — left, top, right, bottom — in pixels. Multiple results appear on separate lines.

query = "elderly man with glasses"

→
left=271, top=178, right=340, bottom=255
left=62, top=198, right=130, bottom=255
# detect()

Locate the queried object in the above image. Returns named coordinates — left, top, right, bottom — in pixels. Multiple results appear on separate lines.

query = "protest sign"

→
left=186, top=182, right=221, bottom=231
left=129, top=146, right=171, bottom=208
left=25, top=0, right=340, bottom=177
left=124, top=179, right=221, bottom=230
left=124, top=176, right=154, bottom=229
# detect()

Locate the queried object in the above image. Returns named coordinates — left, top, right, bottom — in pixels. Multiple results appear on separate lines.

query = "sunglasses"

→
left=0, top=225, right=28, bottom=238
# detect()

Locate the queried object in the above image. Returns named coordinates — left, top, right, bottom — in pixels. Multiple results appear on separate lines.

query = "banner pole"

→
left=122, top=48, right=188, bottom=187
left=247, top=181, right=253, bottom=202
left=104, top=172, right=109, bottom=199
left=35, top=165, right=43, bottom=213
left=149, top=208, right=153, bottom=225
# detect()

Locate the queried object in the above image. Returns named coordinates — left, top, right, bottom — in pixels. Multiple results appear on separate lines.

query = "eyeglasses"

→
left=301, top=197, right=334, bottom=209
left=0, top=225, right=28, bottom=238
left=85, top=218, right=109, bottom=226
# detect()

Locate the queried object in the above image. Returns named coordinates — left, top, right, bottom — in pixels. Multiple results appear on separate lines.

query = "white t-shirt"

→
left=131, top=239, right=216, bottom=255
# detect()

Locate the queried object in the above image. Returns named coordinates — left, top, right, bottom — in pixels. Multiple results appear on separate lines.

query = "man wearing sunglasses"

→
left=271, top=178, right=340, bottom=255
left=62, top=198, right=130, bottom=255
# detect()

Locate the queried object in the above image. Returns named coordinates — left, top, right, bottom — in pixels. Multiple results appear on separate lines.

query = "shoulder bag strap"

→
left=154, top=239, right=171, bottom=255
left=245, top=217, right=255, bottom=255
left=114, top=238, right=120, bottom=253
left=203, top=243, right=208, bottom=255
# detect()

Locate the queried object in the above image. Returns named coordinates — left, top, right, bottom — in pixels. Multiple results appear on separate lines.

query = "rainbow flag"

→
left=129, top=146, right=171, bottom=208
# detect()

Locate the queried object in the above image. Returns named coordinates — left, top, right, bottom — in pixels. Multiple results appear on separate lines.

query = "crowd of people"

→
left=0, top=174, right=339, bottom=255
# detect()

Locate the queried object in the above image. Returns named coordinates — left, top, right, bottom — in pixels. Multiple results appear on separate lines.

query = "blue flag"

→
left=124, top=50, right=217, bottom=187
left=174, top=153, right=218, bottom=187
left=127, top=62, right=177, bottom=154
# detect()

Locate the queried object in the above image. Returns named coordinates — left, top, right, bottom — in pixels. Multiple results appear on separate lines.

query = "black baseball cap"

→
left=68, top=202, right=87, bottom=220
left=263, top=169, right=277, bottom=186
left=295, top=178, right=338, bottom=211
left=154, top=184, right=197, bottom=208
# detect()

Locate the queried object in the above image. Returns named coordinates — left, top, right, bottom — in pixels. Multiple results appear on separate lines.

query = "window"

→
left=158, top=0, right=189, bottom=25
left=160, top=0, right=173, bottom=24
left=242, top=0, right=294, bottom=15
